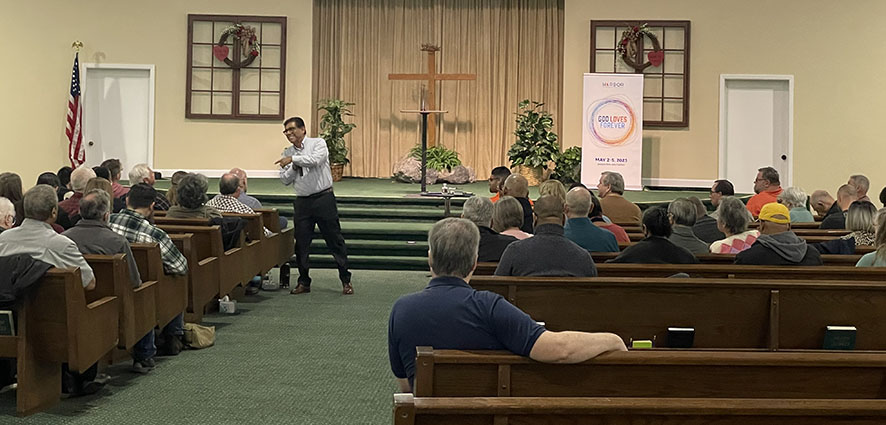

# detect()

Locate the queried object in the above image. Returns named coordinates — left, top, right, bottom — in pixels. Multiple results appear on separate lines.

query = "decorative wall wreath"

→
left=617, top=24, right=663, bottom=72
left=212, top=24, right=261, bottom=69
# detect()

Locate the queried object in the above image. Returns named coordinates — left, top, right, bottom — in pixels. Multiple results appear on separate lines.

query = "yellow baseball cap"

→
left=759, top=202, right=791, bottom=224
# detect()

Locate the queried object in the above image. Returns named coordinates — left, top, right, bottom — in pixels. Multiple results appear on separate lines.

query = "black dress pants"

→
left=293, top=190, right=351, bottom=286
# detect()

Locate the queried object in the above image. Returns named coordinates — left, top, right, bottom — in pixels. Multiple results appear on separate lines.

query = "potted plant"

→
left=508, top=99, right=559, bottom=186
left=409, top=145, right=462, bottom=172
left=551, top=146, right=582, bottom=185
left=317, top=98, right=356, bottom=181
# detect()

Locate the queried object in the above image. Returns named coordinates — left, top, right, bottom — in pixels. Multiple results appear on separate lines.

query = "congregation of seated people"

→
left=464, top=165, right=886, bottom=270
left=0, top=162, right=286, bottom=398
left=388, top=164, right=886, bottom=395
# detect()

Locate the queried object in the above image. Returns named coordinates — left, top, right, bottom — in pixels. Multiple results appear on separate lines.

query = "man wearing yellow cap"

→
left=734, top=202, right=823, bottom=266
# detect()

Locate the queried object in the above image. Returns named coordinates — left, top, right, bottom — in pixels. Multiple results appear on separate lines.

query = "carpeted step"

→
left=310, top=239, right=428, bottom=257
left=308, top=254, right=429, bottom=271
left=257, top=204, right=460, bottom=222
left=310, top=221, right=432, bottom=241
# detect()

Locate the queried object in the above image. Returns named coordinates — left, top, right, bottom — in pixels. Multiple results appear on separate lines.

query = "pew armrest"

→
left=86, top=296, right=117, bottom=311
left=134, top=280, right=157, bottom=293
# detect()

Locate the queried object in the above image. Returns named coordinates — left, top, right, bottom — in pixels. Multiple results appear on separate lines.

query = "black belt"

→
left=298, top=187, right=333, bottom=199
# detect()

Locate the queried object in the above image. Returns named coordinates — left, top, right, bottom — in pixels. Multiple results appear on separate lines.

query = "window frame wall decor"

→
left=590, top=20, right=690, bottom=127
left=186, top=14, right=287, bottom=120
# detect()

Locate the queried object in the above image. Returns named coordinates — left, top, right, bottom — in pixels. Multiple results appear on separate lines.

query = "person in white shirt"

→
left=276, top=116, right=353, bottom=296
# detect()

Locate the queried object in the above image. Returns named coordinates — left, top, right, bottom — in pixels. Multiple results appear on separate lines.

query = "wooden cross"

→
left=388, top=44, right=475, bottom=147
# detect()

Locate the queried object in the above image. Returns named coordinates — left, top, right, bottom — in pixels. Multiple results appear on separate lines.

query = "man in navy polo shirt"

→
left=388, top=217, right=626, bottom=392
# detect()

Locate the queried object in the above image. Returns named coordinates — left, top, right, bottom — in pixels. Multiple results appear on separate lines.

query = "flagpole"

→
left=72, top=40, right=83, bottom=52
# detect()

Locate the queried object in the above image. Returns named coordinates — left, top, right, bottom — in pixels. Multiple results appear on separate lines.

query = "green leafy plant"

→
left=410, top=145, right=462, bottom=172
left=508, top=99, right=559, bottom=170
left=317, top=99, right=356, bottom=165
left=551, top=146, right=582, bottom=184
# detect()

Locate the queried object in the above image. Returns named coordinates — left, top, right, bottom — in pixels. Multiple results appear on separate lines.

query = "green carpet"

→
left=3, top=269, right=427, bottom=424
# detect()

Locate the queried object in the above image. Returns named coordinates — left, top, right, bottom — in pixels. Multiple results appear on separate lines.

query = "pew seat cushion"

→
left=388, top=276, right=545, bottom=388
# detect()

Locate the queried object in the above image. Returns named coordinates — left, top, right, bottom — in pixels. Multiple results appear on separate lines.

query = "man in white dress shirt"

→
left=276, top=116, right=353, bottom=295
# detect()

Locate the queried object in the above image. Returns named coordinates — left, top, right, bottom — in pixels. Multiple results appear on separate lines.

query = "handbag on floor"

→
left=183, top=323, right=215, bottom=349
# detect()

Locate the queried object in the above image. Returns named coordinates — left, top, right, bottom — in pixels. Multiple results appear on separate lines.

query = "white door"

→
left=719, top=75, right=793, bottom=194
left=83, top=65, right=155, bottom=175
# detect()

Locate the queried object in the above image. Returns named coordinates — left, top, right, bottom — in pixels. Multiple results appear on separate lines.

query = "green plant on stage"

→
left=551, top=146, right=582, bottom=184
left=317, top=98, right=356, bottom=165
left=508, top=99, right=559, bottom=170
left=410, top=145, right=462, bottom=172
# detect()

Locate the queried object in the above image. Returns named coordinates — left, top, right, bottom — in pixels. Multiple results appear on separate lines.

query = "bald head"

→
left=534, top=195, right=564, bottom=225
left=837, top=184, right=857, bottom=210
left=229, top=168, right=248, bottom=192
left=219, top=173, right=241, bottom=196
left=502, top=175, right=529, bottom=198
left=811, top=190, right=835, bottom=216
left=565, top=187, right=591, bottom=218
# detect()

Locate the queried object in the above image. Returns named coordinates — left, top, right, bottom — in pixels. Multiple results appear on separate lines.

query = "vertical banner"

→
left=581, top=73, right=643, bottom=190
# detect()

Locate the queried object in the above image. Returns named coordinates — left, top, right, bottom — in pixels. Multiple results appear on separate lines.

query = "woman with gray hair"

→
left=777, top=187, right=814, bottom=223
left=166, top=173, right=222, bottom=219
left=710, top=197, right=760, bottom=253
left=492, top=196, right=532, bottom=240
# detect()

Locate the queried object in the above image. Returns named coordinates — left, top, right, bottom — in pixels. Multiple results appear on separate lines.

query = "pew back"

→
left=470, top=276, right=886, bottom=350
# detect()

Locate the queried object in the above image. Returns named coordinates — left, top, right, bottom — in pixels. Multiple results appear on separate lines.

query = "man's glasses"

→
left=283, top=128, right=298, bottom=134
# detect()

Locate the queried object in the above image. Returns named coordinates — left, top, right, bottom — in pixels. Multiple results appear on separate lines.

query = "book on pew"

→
left=667, top=327, right=695, bottom=349
left=822, top=325, right=856, bottom=350
left=0, top=311, right=14, bottom=336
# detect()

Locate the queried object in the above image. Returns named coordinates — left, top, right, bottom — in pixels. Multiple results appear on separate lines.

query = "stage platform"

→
left=153, top=177, right=733, bottom=271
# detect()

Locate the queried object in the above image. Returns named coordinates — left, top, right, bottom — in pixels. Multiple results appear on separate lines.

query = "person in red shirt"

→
left=488, top=166, right=511, bottom=203
left=746, top=167, right=783, bottom=218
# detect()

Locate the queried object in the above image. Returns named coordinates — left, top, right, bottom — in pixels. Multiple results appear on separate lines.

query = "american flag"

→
left=66, top=53, right=85, bottom=167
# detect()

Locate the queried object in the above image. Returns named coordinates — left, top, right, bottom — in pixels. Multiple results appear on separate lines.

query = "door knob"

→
left=781, top=154, right=787, bottom=160
left=88, top=141, right=94, bottom=147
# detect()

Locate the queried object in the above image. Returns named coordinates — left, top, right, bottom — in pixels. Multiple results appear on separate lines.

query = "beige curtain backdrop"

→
left=312, top=0, right=564, bottom=178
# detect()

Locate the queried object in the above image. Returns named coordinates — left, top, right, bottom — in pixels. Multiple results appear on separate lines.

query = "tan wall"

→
left=2, top=0, right=312, bottom=188
left=564, top=0, right=886, bottom=195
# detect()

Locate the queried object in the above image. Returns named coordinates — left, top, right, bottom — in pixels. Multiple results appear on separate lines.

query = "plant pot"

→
left=331, top=163, right=345, bottom=182
left=514, top=165, right=545, bottom=187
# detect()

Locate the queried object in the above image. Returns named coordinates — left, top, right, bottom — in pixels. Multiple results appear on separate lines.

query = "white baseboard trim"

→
left=154, top=169, right=281, bottom=179
left=641, top=178, right=712, bottom=189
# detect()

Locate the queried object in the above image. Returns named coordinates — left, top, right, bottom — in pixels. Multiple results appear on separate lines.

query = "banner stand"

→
left=581, top=73, right=644, bottom=191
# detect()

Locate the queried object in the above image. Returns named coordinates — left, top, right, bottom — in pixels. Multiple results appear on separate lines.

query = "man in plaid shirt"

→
left=110, top=183, right=188, bottom=355
left=206, top=173, right=257, bottom=215
left=206, top=173, right=271, bottom=295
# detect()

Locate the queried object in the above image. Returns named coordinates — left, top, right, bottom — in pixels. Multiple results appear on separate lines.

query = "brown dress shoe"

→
left=290, top=284, right=311, bottom=295
left=342, top=283, right=354, bottom=295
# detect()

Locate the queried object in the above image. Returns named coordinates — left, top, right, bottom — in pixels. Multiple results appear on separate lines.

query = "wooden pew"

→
left=129, top=242, right=188, bottom=329
left=0, top=268, right=118, bottom=416
left=470, top=275, right=886, bottom=350
left=412, top=348, right=886, bottom=398
left=589, top=252, right=864, bottom=266
left=154, top=216, right=255, bottom=289
left=394, top=395, right=886, bottom=425
left=156, top=224, right=245, bottom=297
left=475, top=262, right=885, bottom=279
left=83, top=254, right=157, bottom=350
left=221, top=212, right=268, bottom=277
left=254, top=208, right=295, bottom=270
left=168, top=234, right=219, bottom=323
left=397, top=348, right=886, bottom=424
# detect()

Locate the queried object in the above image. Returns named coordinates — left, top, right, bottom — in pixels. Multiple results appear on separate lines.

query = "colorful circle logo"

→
left=587, top=96, right=637, bottom=147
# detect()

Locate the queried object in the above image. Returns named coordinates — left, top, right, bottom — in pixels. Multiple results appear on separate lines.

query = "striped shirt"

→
left=278, top=138, right=333, bottom=196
